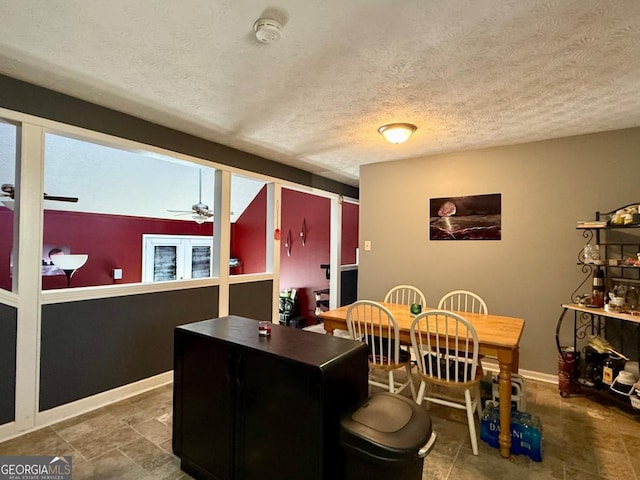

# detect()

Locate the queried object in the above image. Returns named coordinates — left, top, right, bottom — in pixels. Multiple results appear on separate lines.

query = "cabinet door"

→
left=235, top=348, right=321, bottom=480
left=173, top=332, right=235, bottom=479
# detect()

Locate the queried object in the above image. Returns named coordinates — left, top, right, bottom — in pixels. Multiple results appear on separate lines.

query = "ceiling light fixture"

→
left=378, top=123, right=417, bottom=144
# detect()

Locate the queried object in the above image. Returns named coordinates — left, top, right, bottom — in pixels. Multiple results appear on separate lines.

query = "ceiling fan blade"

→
left=3, top=184, right=78, bottom=202
left=44, top=194, right=79, bottom=202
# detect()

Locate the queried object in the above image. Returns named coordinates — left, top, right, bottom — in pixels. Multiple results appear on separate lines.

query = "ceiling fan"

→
left=1, top=183, right=79, bottom=203
left=167, top=169, right=213, bottom=223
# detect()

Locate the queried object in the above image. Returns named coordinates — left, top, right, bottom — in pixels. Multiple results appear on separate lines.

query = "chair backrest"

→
left=346, top=300, right=401, bottom=367
left=410, top=309, right=479, bottom=383
left=384, top=285, right=427, bottom=307
left=438, top=290, right=488, bottom=314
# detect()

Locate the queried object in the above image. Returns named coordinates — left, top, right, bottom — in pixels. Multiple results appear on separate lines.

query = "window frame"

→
left=142, top=234, right=214, bottom=282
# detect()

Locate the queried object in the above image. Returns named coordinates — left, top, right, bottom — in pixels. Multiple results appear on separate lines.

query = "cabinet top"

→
left=176, top=316, right=367, bottom=368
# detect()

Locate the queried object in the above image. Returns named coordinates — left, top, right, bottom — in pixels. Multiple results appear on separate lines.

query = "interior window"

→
left=0, top=120, right=17, bottom=293
left=42, top=133, right=216, bottom=289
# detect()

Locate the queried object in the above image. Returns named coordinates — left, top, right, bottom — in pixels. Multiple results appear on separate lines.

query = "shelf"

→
left=580, top=262, right=640, bottom=269
left=573, top=384, right=640, bottom=421
left=562, top=304, right=640, bottom=325
left=566, top=207, right=640, bottom=408
left=604, top=224, right=640, bottom=229
left=611, top=277, right=640, bottom=285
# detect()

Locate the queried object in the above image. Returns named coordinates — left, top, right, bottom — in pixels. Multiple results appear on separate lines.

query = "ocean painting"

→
left=430, top=193, right=501, bottom=240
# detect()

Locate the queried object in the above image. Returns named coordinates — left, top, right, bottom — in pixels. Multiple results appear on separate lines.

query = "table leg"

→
left=497, top=349, right=515, bottom=458
left=511, top=347, right=519, bottom=373
left=323, top=323, right=335, bottom=335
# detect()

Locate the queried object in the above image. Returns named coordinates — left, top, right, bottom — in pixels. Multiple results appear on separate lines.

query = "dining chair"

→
left=438, top=290, right=488, bottom=314
left=346, top=300, right=416, bottom=399
left=384, top=285, right=427, bottom=308
left=385, top=285, right=427, bottom=364
left=410, top=309, right=483, bottom=455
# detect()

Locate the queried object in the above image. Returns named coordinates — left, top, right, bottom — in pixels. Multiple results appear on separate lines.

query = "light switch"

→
left=364, top=240, right=371, bottom=251
left=113, top=268, right=123, bottom=280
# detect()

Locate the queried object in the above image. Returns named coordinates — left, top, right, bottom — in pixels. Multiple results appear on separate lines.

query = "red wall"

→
left=41, top=210, right=214, bottom=289
left=1, top=192, right=358, bottom=317
left=0, top=209, right=13, bottom=291
left=279, top=189, right=331, bottom=323
left=0, top=209, right=213, bottom=290
left=342, top=202, right=359, bottom=265
left=231, top=186, right=267, bottom=274
left=231, top=189, right=359, bottom=325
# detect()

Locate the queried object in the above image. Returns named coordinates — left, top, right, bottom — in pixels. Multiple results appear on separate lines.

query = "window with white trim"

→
left=142, top=234, right=213, bottom=282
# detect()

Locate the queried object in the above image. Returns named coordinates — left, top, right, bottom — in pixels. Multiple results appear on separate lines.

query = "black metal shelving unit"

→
left=556, top=204, right=640, bottom=418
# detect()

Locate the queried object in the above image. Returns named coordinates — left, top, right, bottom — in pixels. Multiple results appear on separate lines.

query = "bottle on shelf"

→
left=592, top=267, right=605, bottom=308
left=602, top=353, right=624, bottom=386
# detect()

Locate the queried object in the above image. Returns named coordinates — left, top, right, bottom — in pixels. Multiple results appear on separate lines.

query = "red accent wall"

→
left=279, top=189, right=332, bottom=324
left=0, top=209, right=13, bottom=291
left=231, top=186, right=267, bottom=275
left=0, top=209, right=213, bottom=290
left=41, top=210, right=213, bottom=289
left=342, top=202, right=359, bottom=265
left=1, top=193, right=358, bottom=316
left=231, top=189, right=359, bottom=325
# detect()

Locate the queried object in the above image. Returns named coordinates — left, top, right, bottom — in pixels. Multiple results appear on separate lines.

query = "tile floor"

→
left=0, top=377, right=639, bottom=479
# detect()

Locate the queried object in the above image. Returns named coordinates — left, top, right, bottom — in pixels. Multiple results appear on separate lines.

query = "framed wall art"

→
left=42, top=244, right=69, bottom=276
left=430, top=193, right=501, bottom=240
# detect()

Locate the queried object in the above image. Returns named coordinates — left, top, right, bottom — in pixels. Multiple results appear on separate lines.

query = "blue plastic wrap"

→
left=479, top=402, right=543, bottom=461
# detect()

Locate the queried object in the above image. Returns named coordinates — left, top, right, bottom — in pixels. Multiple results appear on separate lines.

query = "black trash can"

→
left=340, top=392, right=436, bottom=480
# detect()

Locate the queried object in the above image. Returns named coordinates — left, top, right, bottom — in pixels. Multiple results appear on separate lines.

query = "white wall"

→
left=358, top=127, right=640, bottom=375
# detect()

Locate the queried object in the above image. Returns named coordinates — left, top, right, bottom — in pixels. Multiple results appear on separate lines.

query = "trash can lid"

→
left=340, top=392, right=432, bottom=461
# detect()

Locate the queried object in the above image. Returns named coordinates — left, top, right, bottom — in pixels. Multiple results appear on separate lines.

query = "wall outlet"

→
left=113, top=268, right=123, bottom=280
left=364, top=240, right=371, bottom=251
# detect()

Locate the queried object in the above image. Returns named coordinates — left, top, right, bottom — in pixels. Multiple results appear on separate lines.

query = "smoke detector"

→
left=253, top=18, right=283, bottom=43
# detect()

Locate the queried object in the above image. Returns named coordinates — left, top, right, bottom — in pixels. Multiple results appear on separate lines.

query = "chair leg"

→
left=475, top=384, right=483, bottom=418
left=415, top=380, right=426, bottom=406
left=405, top=363, right=416, bottom=400
left=464, top=389, right=479, bottom=455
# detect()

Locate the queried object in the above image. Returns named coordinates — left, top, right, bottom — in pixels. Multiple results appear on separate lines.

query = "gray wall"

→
left=358, top=127, right=640, bottom=375
left=40, top=286, right=219, bottom=410
left=229, top=280, right=274, bottom=322
left=0, top=304, right=16, bottom=424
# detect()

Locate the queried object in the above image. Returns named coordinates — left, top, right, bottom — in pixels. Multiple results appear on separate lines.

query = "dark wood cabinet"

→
left=173, top=316, right=369, bottom=480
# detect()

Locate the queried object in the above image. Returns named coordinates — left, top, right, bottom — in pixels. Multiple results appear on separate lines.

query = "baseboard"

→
left=481, top=360, right=558, bottom=385
left=0, top=371, right=173, bottom=444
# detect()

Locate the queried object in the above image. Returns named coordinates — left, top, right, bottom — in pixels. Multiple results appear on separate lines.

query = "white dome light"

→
left=378, top=123, right=417, bottom=144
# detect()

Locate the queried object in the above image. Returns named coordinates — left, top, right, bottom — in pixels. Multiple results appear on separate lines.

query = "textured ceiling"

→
left=0, top=0, right=639, bottom=187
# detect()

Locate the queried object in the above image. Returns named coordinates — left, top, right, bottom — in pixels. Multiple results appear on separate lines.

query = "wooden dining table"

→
left=319, top=302, right=525, bottom=458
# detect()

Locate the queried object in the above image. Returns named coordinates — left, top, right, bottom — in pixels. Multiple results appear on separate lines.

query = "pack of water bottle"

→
left=479, top=400, right=543, bottom=461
